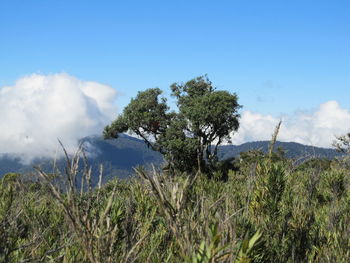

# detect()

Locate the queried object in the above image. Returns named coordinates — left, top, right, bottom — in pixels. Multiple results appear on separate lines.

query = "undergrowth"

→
left=1, top=150, right=349, bottom=262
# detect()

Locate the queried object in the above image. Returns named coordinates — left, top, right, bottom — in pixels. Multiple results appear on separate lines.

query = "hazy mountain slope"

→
left=218, top=141, right=342, bottom=160
left=0, top=135, right=342, bottom=179
left=0, top=134, right=163, bottom=180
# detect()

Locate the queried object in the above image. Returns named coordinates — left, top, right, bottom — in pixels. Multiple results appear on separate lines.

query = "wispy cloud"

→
left=0, top=73, right=118, bottom=163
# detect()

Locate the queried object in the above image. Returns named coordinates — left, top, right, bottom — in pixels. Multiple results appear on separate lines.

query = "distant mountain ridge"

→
left=0, top=134, right=342, bottom=179
left=0, top=134, right=163, bottom=181
left=218, top=140, right=342, bottom=160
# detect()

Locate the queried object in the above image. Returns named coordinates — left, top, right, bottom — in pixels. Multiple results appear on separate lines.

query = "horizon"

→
left=1, top=1, right=350, bottom=161
left=0, top=133, right=341, bottom=170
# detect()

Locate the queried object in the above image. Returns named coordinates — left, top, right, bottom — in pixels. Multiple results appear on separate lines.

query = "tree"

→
left=333, top=133, right=350, bottom=154
left=104, top=88, right=170, bottom=151
left=104, top=76, right=241, bottom=174
left=333, top=133, right=350, bottom=167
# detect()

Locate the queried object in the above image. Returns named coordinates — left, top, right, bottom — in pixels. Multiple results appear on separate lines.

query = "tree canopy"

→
left=333, top=133, right=350, bottom=154
left=104, top=76, right=241, bottom=173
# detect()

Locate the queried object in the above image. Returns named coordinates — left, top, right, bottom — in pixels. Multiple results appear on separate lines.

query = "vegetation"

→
left=1, top=78, right=349, bottom=262
left=1, top=136, right=343, bottom=178
left=104, top=76, right=241, bottom=174
left=1, top=143, right=349, bottom=262
left=333, top=133, right=350, bottom=154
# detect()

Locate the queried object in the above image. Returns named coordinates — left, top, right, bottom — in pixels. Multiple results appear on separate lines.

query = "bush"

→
left=1, top=153, right=349, bottom=262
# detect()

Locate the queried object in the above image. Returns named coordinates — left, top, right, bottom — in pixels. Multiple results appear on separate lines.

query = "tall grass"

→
left=1, top=146, right=349, bottom=262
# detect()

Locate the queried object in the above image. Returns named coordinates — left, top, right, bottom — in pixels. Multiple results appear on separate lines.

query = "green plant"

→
left=104, top=76, right=241, bottom=174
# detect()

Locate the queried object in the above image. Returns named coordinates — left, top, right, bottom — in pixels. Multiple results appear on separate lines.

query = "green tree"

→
left=104, top=76, right=241, bottom=173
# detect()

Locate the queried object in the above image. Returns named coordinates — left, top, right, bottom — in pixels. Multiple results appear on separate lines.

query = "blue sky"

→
left=1, top=0, right=349, bottom=115
left=1, top=0, right=350, bottom=154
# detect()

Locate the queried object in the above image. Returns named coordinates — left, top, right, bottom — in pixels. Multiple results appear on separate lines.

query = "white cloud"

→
left=0, top=73, right=118, bottom=163
left=231, top=101, right=350, bottom=148
left=1, top=73, right=348, bottom=163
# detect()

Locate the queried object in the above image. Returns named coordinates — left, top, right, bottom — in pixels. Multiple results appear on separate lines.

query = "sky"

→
left=0, top=0, right=350, bottom=161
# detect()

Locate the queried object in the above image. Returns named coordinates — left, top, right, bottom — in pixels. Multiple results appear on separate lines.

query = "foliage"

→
left=1, top=147, right=350, bottom=262
left=333, top=133, right=350, bottom=154
left=333, top=133, right=350, bottom=169
left=104, top=76, right=241, bottom=173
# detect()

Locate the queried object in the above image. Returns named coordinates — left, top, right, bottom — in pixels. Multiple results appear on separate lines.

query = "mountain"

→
left=0, top=134, right=343, bottom=180
left=81, top=134, right=163, bottom=181
left=0, top=134, right=163, bottom=181
left=218, top=141, right=342, bottom=160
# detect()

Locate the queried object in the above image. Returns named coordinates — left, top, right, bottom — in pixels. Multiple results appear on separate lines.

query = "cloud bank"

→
left=0, top=73, right=118, bottom=163
left=232, top=101, right=350, bottom=148
left=1, top=73, right=349, bottom=163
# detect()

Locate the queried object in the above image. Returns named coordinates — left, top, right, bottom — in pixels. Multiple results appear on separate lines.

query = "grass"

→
left=0, top=146, right=350, bottom=262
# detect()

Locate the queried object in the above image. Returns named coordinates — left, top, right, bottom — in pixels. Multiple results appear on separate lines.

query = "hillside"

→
left=0, top=134, right=342, bottom=178
left=0, top=134, right=163, bottom=180
left=218, top=140, right=342, bottom=160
